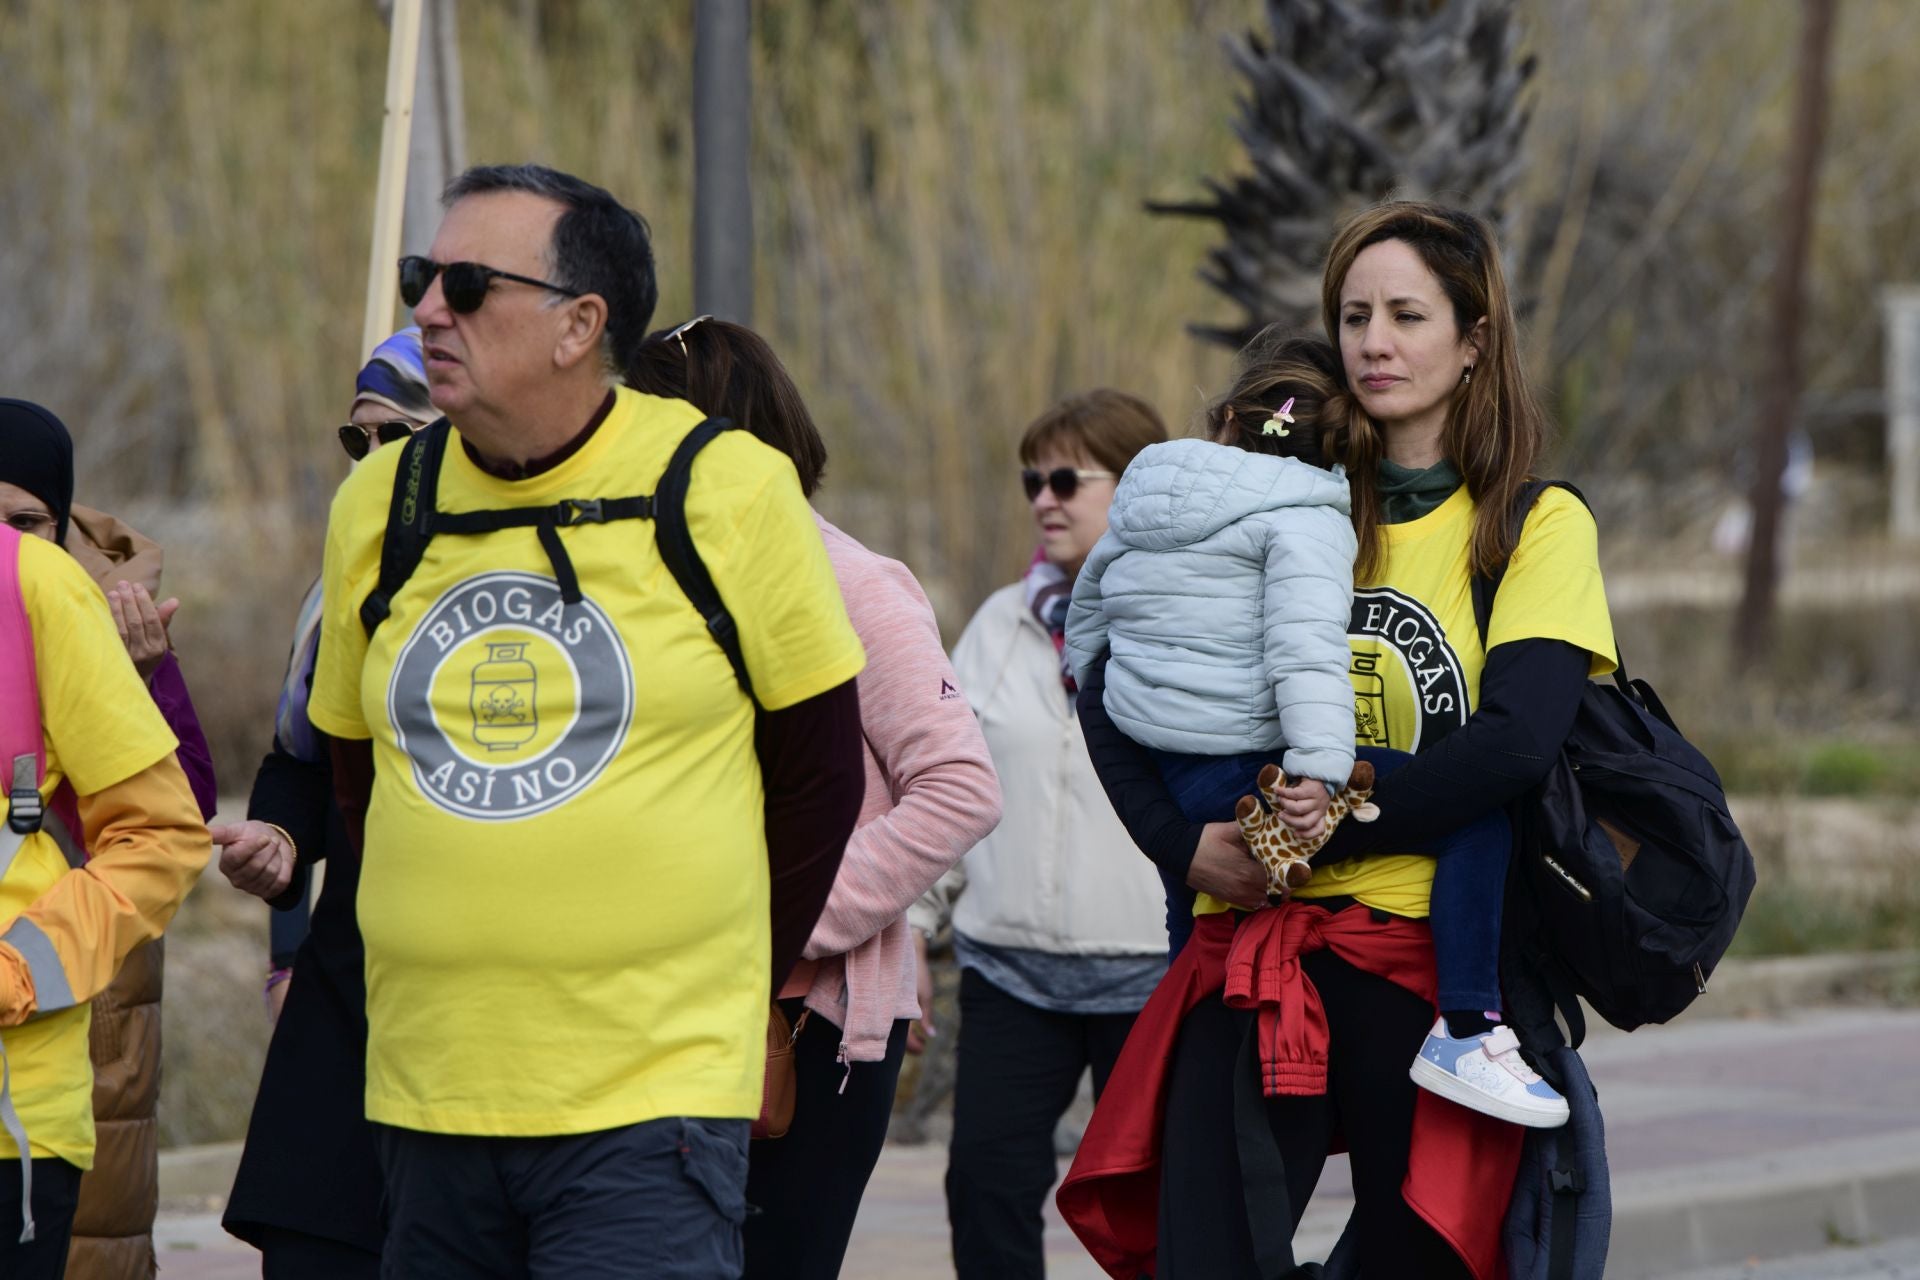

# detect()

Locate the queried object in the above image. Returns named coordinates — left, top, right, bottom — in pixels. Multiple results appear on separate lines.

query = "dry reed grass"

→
left=8, top=1, right=1920, bottom=772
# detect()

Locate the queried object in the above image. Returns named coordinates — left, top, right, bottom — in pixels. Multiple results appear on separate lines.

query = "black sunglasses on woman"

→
left=337, top=419, right=420, bottom=461
left=1021, top=466, right=1114, bottom=502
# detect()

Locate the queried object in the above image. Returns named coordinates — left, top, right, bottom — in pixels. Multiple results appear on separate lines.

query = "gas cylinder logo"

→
left=388, top=572, right=632, bottom=819
left=1347, top=587, right=1469, bottom=753
left=472, top=642, right=538, bottom=749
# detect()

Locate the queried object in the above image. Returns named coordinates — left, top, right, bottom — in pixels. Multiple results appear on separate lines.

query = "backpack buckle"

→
left=555, top=498, right=605, bottom=527
left=7, top=757, right=42, bottom=836
left=1550, top=1168, right=1583, bottom=1195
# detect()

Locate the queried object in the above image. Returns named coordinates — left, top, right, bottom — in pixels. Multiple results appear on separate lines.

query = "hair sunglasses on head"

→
left=338, top=419, right=419, bottom=461
left=1020, top=467, right=1113, bottom=502
left=663, top=314, right=714, bottom=359
left=398, top=255, right=584, bottom=314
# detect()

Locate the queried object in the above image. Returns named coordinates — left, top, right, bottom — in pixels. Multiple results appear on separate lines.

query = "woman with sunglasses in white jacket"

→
left=910, top=390, right=1196, bottom=1280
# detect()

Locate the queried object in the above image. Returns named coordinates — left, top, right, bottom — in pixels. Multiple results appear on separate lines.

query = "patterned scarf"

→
left=273, top=577, right=327, bottom=764
left=1023, top=546, right=1077, bottom=695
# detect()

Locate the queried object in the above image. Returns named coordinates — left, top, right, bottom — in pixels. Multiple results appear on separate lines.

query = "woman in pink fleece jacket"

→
left=629, top=318, right=1003, bottom=1280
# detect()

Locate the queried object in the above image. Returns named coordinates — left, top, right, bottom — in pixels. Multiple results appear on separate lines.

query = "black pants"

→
left=1158, top=950, right=1472, bottom=1279
left=257, top=1225, right=382, bottom=1280
left=0, top=1158, right=82, bottom=1280
left=374, top=1116, right=750, bottom=1280
left=742, top=1004, right=910, bottom=1280
left=946, top=968, right=1139, bottom=1280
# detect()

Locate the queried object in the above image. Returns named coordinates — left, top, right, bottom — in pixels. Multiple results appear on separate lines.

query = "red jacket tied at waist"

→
left=1222, top=896, right=1437, bottom=1096
left=1057, top=904, right=1523, bottom=1280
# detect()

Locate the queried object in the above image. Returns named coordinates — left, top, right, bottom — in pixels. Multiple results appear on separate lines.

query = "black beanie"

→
left=0, top=399, right=75, bottom=544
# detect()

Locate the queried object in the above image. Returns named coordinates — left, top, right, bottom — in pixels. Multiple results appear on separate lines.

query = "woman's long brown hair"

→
left=1319, top=202, right=1544, bottom=581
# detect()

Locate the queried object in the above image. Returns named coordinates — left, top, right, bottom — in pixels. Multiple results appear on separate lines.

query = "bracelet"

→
left=264, top=966, right=292, bottom=1005
left=261, top=822, right=298, bottom=862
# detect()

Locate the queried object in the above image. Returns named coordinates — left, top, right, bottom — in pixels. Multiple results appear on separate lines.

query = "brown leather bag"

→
left=752, top=1003, right=810, bottom=1140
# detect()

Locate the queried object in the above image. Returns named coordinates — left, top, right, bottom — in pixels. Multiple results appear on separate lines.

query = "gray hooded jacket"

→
left=1065, top=438, right=1357, bottom=786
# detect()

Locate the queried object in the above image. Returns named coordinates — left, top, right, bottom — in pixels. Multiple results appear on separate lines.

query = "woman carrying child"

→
left=1058, top=201, right=1618, bottom=1279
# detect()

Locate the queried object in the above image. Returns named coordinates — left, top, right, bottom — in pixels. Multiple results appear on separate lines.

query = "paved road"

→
left=1668, top=1235, right=1920, bottom=1279
left=154, top=1007, right=1920, bottom=1278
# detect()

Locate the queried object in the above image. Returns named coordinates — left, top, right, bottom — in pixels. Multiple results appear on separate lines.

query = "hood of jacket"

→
left=1105, top=438, right=1351, bottom=552
left=65, top=503, right=164, bottom=596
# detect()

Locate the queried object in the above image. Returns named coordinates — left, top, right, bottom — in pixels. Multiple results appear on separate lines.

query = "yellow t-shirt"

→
left=308, top=388, right=867, bottom=1136
left=2, top=535, right=178, bottom=1165
left=1198, top=484, right=1616, bottom=919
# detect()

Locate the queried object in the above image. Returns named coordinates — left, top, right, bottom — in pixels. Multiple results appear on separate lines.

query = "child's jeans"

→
left=1149, top=746, right=1509, bottom=1014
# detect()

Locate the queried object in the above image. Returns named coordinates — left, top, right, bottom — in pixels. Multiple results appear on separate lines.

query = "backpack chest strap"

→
left=432, top=496, right=657, bottom=605
left=359, top=416, right=756, bottom=703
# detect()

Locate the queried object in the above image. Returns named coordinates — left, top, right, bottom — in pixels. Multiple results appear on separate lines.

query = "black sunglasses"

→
left=397, top=255, right=584, bottom=314
left=1020, top=467, right=1114, bottom=502
left=338, top=419, right=420, bottom=461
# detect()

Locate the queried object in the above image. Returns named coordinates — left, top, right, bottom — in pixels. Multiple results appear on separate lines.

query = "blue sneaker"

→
left=1409, top=1018, right=1569, bottom=1128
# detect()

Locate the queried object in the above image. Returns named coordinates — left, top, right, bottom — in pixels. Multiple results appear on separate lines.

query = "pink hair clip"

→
left=1261, top=397, right=1296, bottom=437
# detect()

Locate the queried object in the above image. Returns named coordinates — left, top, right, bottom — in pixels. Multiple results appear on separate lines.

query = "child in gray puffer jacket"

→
left=1066, top=334, right=1570, bottom=1130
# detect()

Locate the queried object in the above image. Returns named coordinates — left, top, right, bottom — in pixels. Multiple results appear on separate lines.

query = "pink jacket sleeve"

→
left=802, top=550, right=1002, bottom=959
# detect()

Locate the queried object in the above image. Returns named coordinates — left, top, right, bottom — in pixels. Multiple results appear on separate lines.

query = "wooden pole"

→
left=1734, top=0, right=1836, bottom=669
left=363, top=0, right=426, bottom=358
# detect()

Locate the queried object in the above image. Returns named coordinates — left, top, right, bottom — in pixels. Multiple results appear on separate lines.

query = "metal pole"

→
left=1884, top=288, right=1920, bottom=543
left=403, top=0, right=467, bottom=257
left=363, top=0, right=426, bottom=358
left=693, top=0, right=754, bottom=324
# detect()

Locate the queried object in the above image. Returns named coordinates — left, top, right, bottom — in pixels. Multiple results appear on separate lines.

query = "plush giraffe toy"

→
left=1235, top=760, right=1380, bottom=898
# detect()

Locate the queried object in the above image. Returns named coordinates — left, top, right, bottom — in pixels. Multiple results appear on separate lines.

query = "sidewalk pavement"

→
left=153, top=1005, right=1920, bottom=1278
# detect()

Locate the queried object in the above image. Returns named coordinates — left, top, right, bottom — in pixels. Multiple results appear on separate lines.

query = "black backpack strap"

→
left=360, top=419, right=452, bottom=638
left=654, top=418, right=756, bottom=703
left=1232, top=1015, right=1297, bottom=1280
left=433, top=495, right=656, bottom=606
left=1548, top=1147, right=1584, bottom=1280
left=1469, top=479, right=1638, bottom=700
left=1468, top=479, right=1577, bottom=648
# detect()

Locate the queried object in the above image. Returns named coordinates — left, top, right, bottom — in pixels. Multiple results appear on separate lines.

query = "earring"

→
left=1461, top=366, right=1474, bottom=386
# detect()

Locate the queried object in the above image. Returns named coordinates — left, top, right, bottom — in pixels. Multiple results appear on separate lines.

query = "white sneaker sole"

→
left=1409, top=1054, right=1570, bottom=1129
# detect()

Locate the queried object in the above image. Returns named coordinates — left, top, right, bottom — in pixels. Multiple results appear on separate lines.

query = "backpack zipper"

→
left=1540, top=852, right=1593, bottom=901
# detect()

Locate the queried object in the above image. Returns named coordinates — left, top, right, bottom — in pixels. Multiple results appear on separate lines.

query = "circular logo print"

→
left=1348, top=586, right=1469, bottom=753
left=388, top=572, right=633, bottom=819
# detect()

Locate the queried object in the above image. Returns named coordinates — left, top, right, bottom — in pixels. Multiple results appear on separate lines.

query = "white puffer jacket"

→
left=909, top=584, right=1167, bottom=957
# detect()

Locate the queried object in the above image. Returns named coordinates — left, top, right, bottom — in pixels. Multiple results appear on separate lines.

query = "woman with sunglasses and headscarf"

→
left=0, top=399, right=216, bottom=1280
left=627, top=317, right=1002, bottom=1280
left=906, top=390, right=1175, bottom=1279
left=215, top=329, right=435, bottom=1280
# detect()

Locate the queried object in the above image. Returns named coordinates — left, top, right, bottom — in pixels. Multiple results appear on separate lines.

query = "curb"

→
left=1696, top=950, right=1920, bottom=1017
left=1606, top=1131, right=1920, bottom=1278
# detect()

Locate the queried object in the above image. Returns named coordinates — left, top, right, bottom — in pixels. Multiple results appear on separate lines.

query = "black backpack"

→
left=357, top=416, right=756, bottom=703
left=1472, top=480, right=1756, bottom=1043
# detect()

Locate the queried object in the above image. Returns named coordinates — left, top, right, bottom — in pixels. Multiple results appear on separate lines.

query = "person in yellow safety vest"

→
left=0, top=517, right=212, bottom=1277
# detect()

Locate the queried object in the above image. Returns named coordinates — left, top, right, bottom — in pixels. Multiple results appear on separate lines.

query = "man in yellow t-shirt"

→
left=307, top=165, right=866, bottom=1279
left=1, top=530, right=210, bottom=1271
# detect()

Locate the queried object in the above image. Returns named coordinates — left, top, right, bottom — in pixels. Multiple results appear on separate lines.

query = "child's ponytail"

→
left=1205, top=327, right=1346, bottom=471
